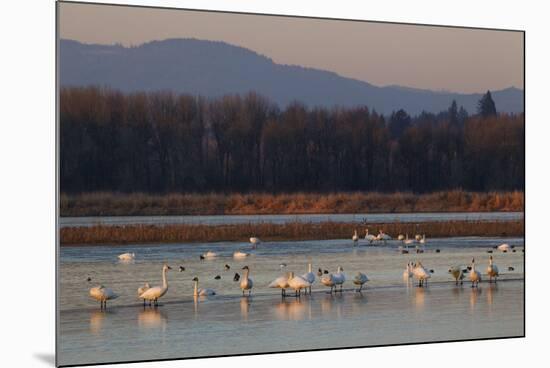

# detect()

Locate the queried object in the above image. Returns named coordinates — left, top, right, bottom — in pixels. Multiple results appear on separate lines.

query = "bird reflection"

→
left=273, top=299, right=309, bottom=321
left=320, top=293, right=344, bottom=319
left=486, top=283, right=497, bottom=307
left=469, top=287, right=482, bottom=312
left=89, top=310, right=109, bottom=335
left=240, top=297, right=250, bottom=321
left=138, top=308, right=167, bottom=330
left=414, top=287, right=428, bottom=310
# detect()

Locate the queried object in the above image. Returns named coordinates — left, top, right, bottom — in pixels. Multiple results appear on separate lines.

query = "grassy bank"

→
left=60, top=220, right=524, bottom=245
left=60, top=190, right=524, bottom=217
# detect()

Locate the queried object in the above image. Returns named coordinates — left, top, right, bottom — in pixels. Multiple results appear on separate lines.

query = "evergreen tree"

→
left=448, top=100, right=458, bottom=125
left=477, top=90, right=497, bottom=118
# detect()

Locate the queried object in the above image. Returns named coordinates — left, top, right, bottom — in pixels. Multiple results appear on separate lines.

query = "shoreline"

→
left=60, top=219, right=524, bottom=246
left=60, top=191, right=524, bottom=217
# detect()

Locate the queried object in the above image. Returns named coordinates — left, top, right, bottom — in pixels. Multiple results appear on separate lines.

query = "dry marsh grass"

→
left=60, top=220, right=524, bottom=246
left=60, top=190, right=524, bottom=217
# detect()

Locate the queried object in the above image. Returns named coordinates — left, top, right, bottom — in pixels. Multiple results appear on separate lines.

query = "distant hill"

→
left=59, top=38, right=523, bottom=115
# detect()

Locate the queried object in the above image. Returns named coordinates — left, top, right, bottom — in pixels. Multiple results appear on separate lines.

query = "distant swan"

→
left=486, top=255, right=499, bottom=283
left=250, top=237, right=261, bottom=249
left=352, top=230, right=359, bottom=244
left=89, top=285, right=118, bottom=309
left=287, top=272, right=311, bottom=297
left=233, top=251, right=250, bottom=259
left=301, top=263, right=316, bottom=294
left=202, top=251, right=217, bottom=259
left=118, top=252, right=135, bottom=261
left=332, top=266, right=346, bottom=292
left=469, top=258, right=482, bottom=287
left=192, top=276, right=216, bottom=296
left=448, top=265, right=464, bottom=285
left=403, top=262, right=413, bottom=280
left=497, top=243, right=511, bottom=252
left=268, top=273, right=289, bottom=297
left=139, top=264, right=172, bottom=306
left=376, top=230, right=392, bottom=243
left=321, top=273, right=336, bottom=293
left=413, top=262, right=431, bottom=287
left=240, top=266, right=253, bottom=296
left=353, top=272, right=369, bottom=292
left=365, top=229, right=377, bottom=243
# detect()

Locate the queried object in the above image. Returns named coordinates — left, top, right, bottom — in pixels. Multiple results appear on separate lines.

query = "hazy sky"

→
left=59, top=2, right=524, bottom=93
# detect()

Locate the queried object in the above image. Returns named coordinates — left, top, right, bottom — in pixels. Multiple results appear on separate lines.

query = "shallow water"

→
left=59, top=211, right=523, bottom=228
left=58, top=236, right=524, bottom=366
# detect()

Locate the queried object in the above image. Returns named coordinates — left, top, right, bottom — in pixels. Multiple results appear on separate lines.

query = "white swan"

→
left=268, top=273, right=289, bottom=297
left=250, top=237, right=261, bottom=249
left=301, top=263, right=316, bottom=294
left=365, top=229, right=377, bottom=243
left=403, top=262, right=413, bottom=280
left=419, top=234, right=426, bottom=244
left=448, top=266, right=464, bottom=285
left=404, top=234, right=414, bottom=245
left=415, top=234, right=422, bottom=242
left=118, top=252, right=135, bottom=261
left=497, top=243, right=511, bottom=252
left=397, top=234, right=405, bottom=241
left=89, top=285, right=118, bottom=308
left=376, top=230, right=392, bottom=243
left=240, top=266, right=253, bottom=296
left=320, top=273, right=336, bottom=293
left=332, top=266, right=346, bottom=292
left=192, top=276, right=216, bottom=296
left=137, top=282, right=151, bottom=306
left=202, top=251, right=217, bottom=259
left=413, top=262, right=431, bottom=287
left=353, top=272, right=369, bottom=292
left=352, top=230, right=359, bottom=244
left=469, top=258, right=482, bottom=287
left=486, top=256, right=499, bottom=283
left=139, top=264, right=172, bottom=306
left=233, top=251, right=250, bottom=259
left=287, top=272, right=311, bottom=297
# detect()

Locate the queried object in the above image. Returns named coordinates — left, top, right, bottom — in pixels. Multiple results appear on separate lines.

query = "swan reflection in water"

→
left=469, top=287, right=483, bottom=312
left=240, top=297, right=250, bottom=321
left=273, top=298, right=311, bottom=321
left=414, top=287, right=428, bottom=310
left=89, top=310, right=111, bottom=335
left=138, top=308, right=167, bottom=330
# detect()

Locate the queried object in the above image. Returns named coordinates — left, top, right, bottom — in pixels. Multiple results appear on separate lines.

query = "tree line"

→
left=60, top=86, right=524, bottom=194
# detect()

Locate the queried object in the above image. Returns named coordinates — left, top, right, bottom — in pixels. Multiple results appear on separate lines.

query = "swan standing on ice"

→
left=469, top=258, right=482, bottom=288
left=192, top=277, right=216, bottom=296
left=486, top=256, right=499, bottom=283
left=250, top=237, right=261, bottom=249
left=240, top=266, right=253, bottom=296
left=139, top=264, right=172, bottom=306
left=321, top=273, right=336, bottom=294
left=332, top=266, right=346, bottom=292
left=448, top=266, right=464, bottom=285
left=376, top=230, right=392, bottom=244
left=403, top=262, right=413, bottom=280
left=353, top=272, right=369, bottom=292
left=301, top=263, right=316, bottom=294
left=268, top=273, right=289, bottom=297
left=413, top=262, right=431, bottom=287
left=287, top=272, right=311, bottom=297
left=89, top=285, right=118, bottom=309
left=365, top=229, right=377, bottom=243
left=118, top=252, right=135, bottom=261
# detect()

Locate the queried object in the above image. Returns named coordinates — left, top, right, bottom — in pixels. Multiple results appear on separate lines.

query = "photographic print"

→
left=56, top=1, right=525, bottom=366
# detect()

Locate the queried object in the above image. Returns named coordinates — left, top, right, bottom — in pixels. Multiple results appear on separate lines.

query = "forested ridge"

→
left=60, top=86, right=524, bottom=194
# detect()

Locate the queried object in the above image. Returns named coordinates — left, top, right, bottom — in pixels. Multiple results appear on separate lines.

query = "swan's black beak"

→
left=242, top=266, right=249, bottom=270
left=192, top=277, right=198, bottom=281
left=167, top=266, right=172, bottom=270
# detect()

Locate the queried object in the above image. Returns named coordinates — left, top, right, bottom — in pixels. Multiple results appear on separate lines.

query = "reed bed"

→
left=60, top=190, right=524, bottom=217
left=60, top=220, right=524, bottom=245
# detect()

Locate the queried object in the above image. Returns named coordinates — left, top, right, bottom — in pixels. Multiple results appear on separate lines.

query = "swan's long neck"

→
left=308, top=263, right=312, bottom=273
left=245, top=269, right=250, bottom=279
left=193, top=280, right=198, bottom=296
left=162, top=268, right=168, bottom=288
left=471, top=261, right=476, bottom=271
